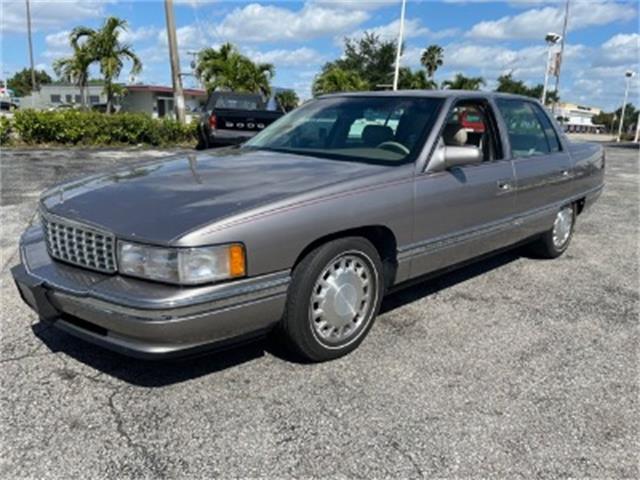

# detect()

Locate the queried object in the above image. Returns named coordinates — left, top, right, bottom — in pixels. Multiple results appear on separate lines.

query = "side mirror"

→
left=444, top=146, right=482, bottom=168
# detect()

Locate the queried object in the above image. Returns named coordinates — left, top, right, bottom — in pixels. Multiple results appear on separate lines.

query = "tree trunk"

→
left=105, top=81, right=112, bottom=114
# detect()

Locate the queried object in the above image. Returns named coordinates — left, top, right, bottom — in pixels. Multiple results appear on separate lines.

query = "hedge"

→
left=0, top=116, right=11, bottom=145
left=9, top=109, right=198, bottom=146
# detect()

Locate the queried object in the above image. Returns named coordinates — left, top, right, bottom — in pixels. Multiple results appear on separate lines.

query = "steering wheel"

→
left=376, top=141, right=410, bottom=155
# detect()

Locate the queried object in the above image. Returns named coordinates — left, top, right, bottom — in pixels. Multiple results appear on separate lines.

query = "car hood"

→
left=41, top=148, right=388, bottom=244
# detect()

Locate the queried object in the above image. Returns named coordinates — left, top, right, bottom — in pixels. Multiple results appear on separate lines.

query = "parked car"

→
left=196, top=91, right=283, bottom=149
left=12, top=91, right=604, bottom=362
left=0, top=99, right=18, bottom=117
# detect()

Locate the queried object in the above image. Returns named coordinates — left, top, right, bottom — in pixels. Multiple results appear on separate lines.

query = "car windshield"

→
left=244, top=96, right=443, bottom=165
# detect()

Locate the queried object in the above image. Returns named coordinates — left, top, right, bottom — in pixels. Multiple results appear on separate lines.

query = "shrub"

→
left=11, top=109, right=197, bottom=146
left=0, top=116, right=12, bottom=146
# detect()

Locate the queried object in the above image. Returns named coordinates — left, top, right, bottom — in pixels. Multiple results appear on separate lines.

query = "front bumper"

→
left=11, top=226, right=289, bottom=358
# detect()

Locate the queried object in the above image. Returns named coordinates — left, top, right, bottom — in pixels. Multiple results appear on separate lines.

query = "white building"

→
left=19, top=83, right=106, bottom=109
left=120, top=85, right=207, bottom=121
left=554, top=102, right=604, bottom=133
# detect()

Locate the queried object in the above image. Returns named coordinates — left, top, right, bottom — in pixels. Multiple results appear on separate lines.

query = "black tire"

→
left=195, top=136, right=209, bottom=150
left=281, top=237, right=384, bottom=362
left=530, top=203, right=576, bottom=258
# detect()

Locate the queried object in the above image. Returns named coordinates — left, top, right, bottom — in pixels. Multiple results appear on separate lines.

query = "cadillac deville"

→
left=11, top=91, right=605, bottom=361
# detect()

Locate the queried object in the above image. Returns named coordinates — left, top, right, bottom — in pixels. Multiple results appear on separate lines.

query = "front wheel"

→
left=530, top=204, right=576, bottom=258
left=281, top=237, right=384, bottom=362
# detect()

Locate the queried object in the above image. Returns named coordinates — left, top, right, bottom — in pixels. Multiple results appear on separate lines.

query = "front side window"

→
left=496, top=99, right=554, bottom=158
left=50, top=94, right=61, bottom=103
left=245, top=96, right=443, bottom=165
left=441, top=102, right=502, bottom=162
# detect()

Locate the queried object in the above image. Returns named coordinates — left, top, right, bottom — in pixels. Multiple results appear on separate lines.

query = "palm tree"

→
left=53, top=45, right=92, bottom=107
left=240, top=60, right=275, bottom=98
left=71, top=17, right=141, bottom=113
left=420, top=45, right=444, bottom=79
left=312, top=66, right=368, bottom=96
left=442, top=73, right=485, bottom=91
left=196, top=43, right=274, bottom=99
left=398, top=68, right=437, bottom=90
left=275, top=90, right=300, bottom=112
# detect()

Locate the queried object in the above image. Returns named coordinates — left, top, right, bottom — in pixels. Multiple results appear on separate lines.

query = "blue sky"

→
left=1, top=0, right=638, bottom=110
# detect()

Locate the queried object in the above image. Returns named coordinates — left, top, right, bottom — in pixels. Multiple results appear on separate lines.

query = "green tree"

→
left=442, top=73, right=485, bottom=91
left=314, top=33, right=396, bottom=93
left=53, top=45, right=93, bottom=107
left=614, top=103, right=637, bottom=133
left=420, top=45, right=444, bottom=79
left=312, top=66, right=368, bottom=96
left=495, top=73, right=558, bottom=103
left=71, top=17, right=142, bottom=113
left=196, top=43, right=274, bottom=98
left=6, top=68, right=52, bottom=97
left=313, top=32, right=436, bottom=94
left=398, top=68, right=437, bottom=90
left=592, top=111, right=616, bottom=132
left=275, top=90, right=300, bottom=112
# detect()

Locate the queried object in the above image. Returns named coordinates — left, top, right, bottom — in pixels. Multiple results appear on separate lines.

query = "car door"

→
left=408, top=98, right=518, bottom=277
left=494, top=99, right=573, bottom=237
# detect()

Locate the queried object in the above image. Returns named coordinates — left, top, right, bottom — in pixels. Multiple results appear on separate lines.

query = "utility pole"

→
left=164, top=0, right=186, bottom=123
left=25, top=0, right=36, bottom=106
left=552, top=0, right=570, bottom=114
left=392, top=0, right=406, bottom=91
left=617, top=71, right=634, bottom=142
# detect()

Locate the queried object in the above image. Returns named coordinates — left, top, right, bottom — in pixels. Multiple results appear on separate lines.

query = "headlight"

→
left=118, top=241, right=246, bottom=285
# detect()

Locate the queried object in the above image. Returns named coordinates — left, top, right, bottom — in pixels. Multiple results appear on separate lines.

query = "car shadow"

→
left=32, top=247, right=524, bottom=387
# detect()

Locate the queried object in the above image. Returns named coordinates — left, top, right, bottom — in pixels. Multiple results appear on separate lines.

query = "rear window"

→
left=208, top=94, right=264, bottom=111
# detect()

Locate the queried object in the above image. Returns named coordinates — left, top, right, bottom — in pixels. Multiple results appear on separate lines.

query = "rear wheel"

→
left=281, top=237, right=384, bottom=362
left=530, top=204, right=576, bottom=258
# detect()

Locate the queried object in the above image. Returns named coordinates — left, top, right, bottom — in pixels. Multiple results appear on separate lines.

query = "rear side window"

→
left=496, top=99, right=554, bottom=158
left=532, top=104, right=562, bottom=152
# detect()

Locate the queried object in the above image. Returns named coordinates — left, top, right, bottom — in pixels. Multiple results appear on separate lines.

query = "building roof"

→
left=126, top=84, right=207, bottom=97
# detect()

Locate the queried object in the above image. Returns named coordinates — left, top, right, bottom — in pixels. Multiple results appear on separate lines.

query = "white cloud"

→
left=311, top=0, right=399, bottom=9
left=244, top=47, right=325, bottom=67
left=467, top=0, right=637, bottom=40
left=45, top=30, right=71, bottom=49
left=157, top=24, right=211, bottom=50
left=120, top=26, right=159, bottom=44
left=595, top=33, right=640, bottom=67
left=173, top=0, right=218, bottom=5
left=1, top=0, right=110, bottom=33
left=215, top=3, right=369, bottom=43
left=348, top=18, right=431, bottom=43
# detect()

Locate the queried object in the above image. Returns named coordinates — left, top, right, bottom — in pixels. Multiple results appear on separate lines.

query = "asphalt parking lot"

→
left=1, top=145, right=638, bottom=479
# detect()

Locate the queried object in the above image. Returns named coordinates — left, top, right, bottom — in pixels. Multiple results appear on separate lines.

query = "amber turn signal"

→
left=229, top=244, right=246, bottom=277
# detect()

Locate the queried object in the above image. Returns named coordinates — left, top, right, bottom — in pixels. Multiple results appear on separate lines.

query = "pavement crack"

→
left=107, top=389, right=167, bottom=479
left=389, top=439, right=424, bottom=478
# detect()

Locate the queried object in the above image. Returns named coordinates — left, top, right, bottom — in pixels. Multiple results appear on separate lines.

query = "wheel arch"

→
left=293, top=225, right=399, bottom=289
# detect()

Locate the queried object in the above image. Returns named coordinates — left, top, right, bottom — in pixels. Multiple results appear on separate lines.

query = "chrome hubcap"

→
left=552, top=206, right=573, bottom=248
left=309, top=253, right=375, bottom=346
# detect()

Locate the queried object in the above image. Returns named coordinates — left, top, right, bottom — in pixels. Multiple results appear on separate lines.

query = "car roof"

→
left=319, top=90, right=536, bottom=101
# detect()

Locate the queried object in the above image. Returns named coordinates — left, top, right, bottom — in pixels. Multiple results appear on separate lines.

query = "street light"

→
left=541, top=32, right=561, bottom=106
left=617, top=70, right=635, bottom=142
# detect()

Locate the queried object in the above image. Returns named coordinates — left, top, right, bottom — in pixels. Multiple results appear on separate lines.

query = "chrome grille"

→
left=41, top=213, right=117, bottom=273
